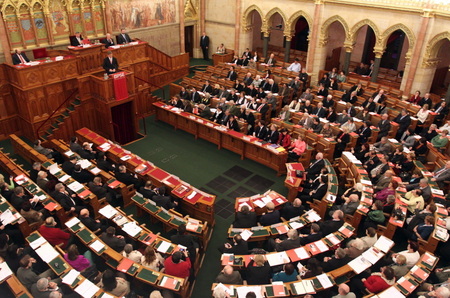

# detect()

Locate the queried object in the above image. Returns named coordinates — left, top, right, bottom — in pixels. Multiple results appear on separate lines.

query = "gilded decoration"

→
left=423, top=31, right=450, bottom=67
left=287, top=10, right=313, bottom=32
left=184, top=0, right=198, bottom=21
left=379, top=23, right=415, bottom=50
left=242, top=4, right=264, bottom=32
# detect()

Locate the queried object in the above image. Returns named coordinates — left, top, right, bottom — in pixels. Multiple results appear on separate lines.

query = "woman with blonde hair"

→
left=245, top=254, right=271, bottom=285
left=0, top=174, right=14, bottom=190
left=141, top=246, right=165, bottom=272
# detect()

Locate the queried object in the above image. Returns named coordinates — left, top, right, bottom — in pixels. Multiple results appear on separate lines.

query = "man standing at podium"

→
left=103, top=51, right=119, bottom=75
left=12, top=49, right=30, bottom=65
left=117, top=28, right=132, bottom=44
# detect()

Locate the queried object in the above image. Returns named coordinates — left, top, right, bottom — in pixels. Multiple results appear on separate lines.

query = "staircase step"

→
left=62, top=111, right=69, bottom=117
left=56, top=116, right=65, bottom=123
left=51, top=122, right=59, bottom=129
left=73, top=99, right=81, bottom=105
left=67, top=105, right=75, bottom=111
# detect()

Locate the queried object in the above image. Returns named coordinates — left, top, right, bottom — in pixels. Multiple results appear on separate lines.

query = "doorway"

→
left=111, top=101, right=136, bottom=144
left=185, top=26, right=194, bottom=57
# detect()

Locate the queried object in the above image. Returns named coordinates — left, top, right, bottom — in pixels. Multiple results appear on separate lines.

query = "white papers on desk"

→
left=89, top=240, right=105, bottom=253
left=214, top=283, right=234, bottom=296
left=29, top=236, right=46, bottom=249
left=122, top=221, right=142, bottom=237
left=62, top=269, right=80, bottom=285
left=314, top=240, right=329, bottom=252
left=59, top=174, right=71, bottom=182
left=305, top=210, right=321, bottom=222
left=36, top=243, right=59, bottom=263
left=377, top=286, right=405, bottom=298
left=317, top=273, right=333, bottom=289
left=266, top=251, right=289, bottom=266
left=99, top=142, right=111, bottom=151
left=361, top=179, right=372, bottom=186
left=0, top=262, right=13, bottom=282
left=78, top=159, right=92, bottom=169
left=99, top=205, right=117, bottom=219
left=14, top=174, right=28, bottom=185
left=362, top=247, right=384, bottom=264
left=261, top=196, right=272, bottom=205
left=240, top=229, right=253, bottom=241
left=55, top=56, right=64, bottom=61
left=325, top=234, right=340, bottom=246
left=75, top=279, right=100, bottom=298
left=236, top=286, right=263, bottom=298
left=374, top=235, right=394, bottom=253
left=293, top=247, right=309, bottom=260
left=64, top=150, right=74, bottom=157
left=48, top=163, right=60, bottom=175
left=187, top=191, right=197, bottom=200
left=253, top=199, right=265, bottom=208
left=348, top=256, right=372, bottom=274
left=289, top=221, right=304, bottom=230
left=65, top=217, right=80, bottom=229
left=0, top=209, right=18, bottom=225
left=388, top=138, right=399, bottom=143
left=431, top=188, right=444, bottom=195
left=157, top=241, right=172, bottom=254
left=120, top=155, right=131, bottom=161
left=293, top=280, right=315, bottom=294
left=68, top=181, right=84, bottom=192
left=90, top=167, right=101, bottom=175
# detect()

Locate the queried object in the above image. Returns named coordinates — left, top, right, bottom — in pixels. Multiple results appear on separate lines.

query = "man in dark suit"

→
left=299, top=223, right=322, bottom=246
left=88, top=177, right=114, bottom=203
left=263, top=79, right=279, bottom=93
left=321, top=248, right=351, bottom=272
left=200, top=32, right=209, bottom=60
left=377, top=113, right=391, bottom=141
left=152, top=186, right=178, bottom=210
left=431, top=161, right=450, bottom=189
left=226, top=66, right=237, bottom=81
left=393, top=109, right=411, bottom=139
left=101, top=226, right=126, bottom=252
left=320, top=210, right=344, bottom=235
left=70, top=32, right=83, bottom=46
left=372, top=89, right=386, bottom=104
left=10, top=186, right=33, bottom=211
left=102, top=33, right=115, bottom=48
left=433, top=101, right=448, bottom=125
left=190, top=87, right=201, bottom=103
left=312, top=102, right=327, bottom=118
left=254, top=120, right=268, bottom=139
left=115, top=165, right=141, bottom=189
left=103, top=51, right=119, bottom=75
left=70, top=136, right=82, bottom=154
left=419, top=93, right=432, bottom=107
left=259, top=202, right=281, bottom=226
left=322, top=95, right=334, bottom=110
left=12, top=49, right=30, bottom=65
left=72, top=164, right=94, bottom=184
left=201, top=80, right=213, bottom=94
left=357, top=121, right=372, bottom=144
left=268, top=229, right=301, bottom=252
left=220, top=235, right=248, bottom=255
left=342, top=91, right=358, bottom=104
left=79, top=143, right=96, bottom=160
left=171, top=224, right=199, bottom=263
left=300, top=175, right=328, bottom=203
left=256, top=98, right=269, bottom=118
left=233, top=205, right=257, bottom=228
left=362, top=97, right=376, bottom=112
left=80, top=208, right=108, bottom=232
left=62, top=156, right=77, bottom=175
left=264, top=53, right=276, bottom=66
left=305, top=152, right=325, bottom=181
left=139, top=181, right=157, bottom=200
left=53, top=183, right=83, bottom=213
left=280, top=198, right=305, bottom=221
left=116, top=28, right=132, bottom=44
left=96, top=152, right=115, bottom=172
left=349, top=83, right=364, bottom=96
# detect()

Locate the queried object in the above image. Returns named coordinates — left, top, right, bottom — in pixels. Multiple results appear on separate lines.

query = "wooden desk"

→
left=154, top=102, right=288, bottom=175
left=212, top=51, right=234, bottom=66
left=68, top=44, right=104, bottom=74
left=105, top=41, right=149, bottom=66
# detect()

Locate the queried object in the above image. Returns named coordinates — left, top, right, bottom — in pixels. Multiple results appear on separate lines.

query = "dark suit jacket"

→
left=152, top=194, right=176, bottom=210
left=139, top=187, right=156, bottom=200
left=70, top=141, right=83, bottom=154
left=100, top=233, right=126, bottom=252
left=62, top=161, right=75, bottom=175
left=322, top=256, right=351, bottom=272
left=264, top=57, right=277, bottom=66
left=102, top=38, right=115, bottom=48
left=80, top=215, right=102, bottom=231
left=350, top=85, right=364, bottom=96
left=372, top=92, right=386, bottom=104
left=255, top=126, right=268, bottom=139
left=300, top=232, right=323, bottom=246
left=281, top=203, right=305, bottom=220
left=311, top=183, right=327, bottom=201
left=88, top=182, right=111, bottom=201
left=115, top=171, right=140, bottom=188
left=59, top=194, right=78, bottom=212
left=306, top=159, right=325, bottom=181
left=71, top=169, right=94, bottom=184
left=223, top=241, right=249, bottom=255
left=357, top=126, right=372, bottom=144
left=259, top=210, right=281, bottom=226
left=226, top=71, right=237, bottom=81
left=10, top=194, right=27, bottom=211
left=12, top=53, right=30, bottom=65
left=200, top=35, right=209, bottom=48
left=326, top=112, right=337, bottom=123
left=362, top=100, right=376, bottom=112
left=257, top=103, right=269, bottom=116
left=377, top=119, right=391, bottom=138
left=275, top=238, right=301, bottom=252
left=79, top=149, right=96, bottom=160
left=201, top=84, right=213, bottom=94
left=117, top=33, right=132, bottom=44
left=170, top=234, right=199, bottom=257
left=265, top=130, right=279, bottom=144
left=70, top=36, right=83, bottom=46
left=320, top=219, right=344, bottom=236
left=233, top=211, right=257, bottom=228
left=313, top=107, right=327, bottom=118
left=97, top=159, right=115, bottom=172
left=103, top=57, right=119, bottom=74
left=393, top=114, right=411, bottom=132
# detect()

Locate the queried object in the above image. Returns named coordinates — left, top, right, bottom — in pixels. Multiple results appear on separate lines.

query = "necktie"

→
left=258, top=104, right=263, bottom=112
left=268, top=59, right=272, bottom=65
left=18, top=54, right=26, bottom=64
left=110, top=57, right=112, bottom=64
left=228, top=72, right=232, bottom=79
left=436, top=106, right=443, bottom=113
left=123, top=34, right=127, bottom=42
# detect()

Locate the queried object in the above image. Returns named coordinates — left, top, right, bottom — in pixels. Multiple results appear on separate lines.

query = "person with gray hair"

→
left=122, top=243, right=143, bottom=263
left=406, top=178, right=432, bottom=203
left=322, top=247, right=350, bottom=272
left=332, top=283, right=356, bottom=298
left=215, top=265, right=243, bottom=284
left=268, top=229, right=300, bottom=252
left=344, top=238, right=365, bottom=259
left=30, top=277, right=61, bottom=298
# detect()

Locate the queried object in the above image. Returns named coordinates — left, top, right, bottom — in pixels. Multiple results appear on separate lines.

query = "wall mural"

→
left=108, top=0, right=176, bottom=31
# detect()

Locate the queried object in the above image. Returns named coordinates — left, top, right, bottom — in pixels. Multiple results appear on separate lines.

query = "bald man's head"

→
left=338, top=284, right=350, bottom=295
left=223, top=265, right=234, bottom=275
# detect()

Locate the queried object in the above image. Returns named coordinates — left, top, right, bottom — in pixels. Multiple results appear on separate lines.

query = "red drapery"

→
left=112, top=72, right=128, bottom=101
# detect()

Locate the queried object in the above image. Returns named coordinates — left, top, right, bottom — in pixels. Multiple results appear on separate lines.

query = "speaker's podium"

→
left=89, top=70, right=139, bottom=145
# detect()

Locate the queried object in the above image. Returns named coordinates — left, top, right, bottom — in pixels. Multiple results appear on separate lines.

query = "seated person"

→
left=259, top=202, right=281, bottom=226
left=411, top=215, right=434, bottom=241
left=102, top=33, right=115, bottom=48
left=215, top=265, right=243, bottom=284
left=96, top=152, right=115, bottom=172
left=71, top=164, right=95, bottom=184
left=17, top=254, right=60, bottom=291
left=115, top=165, right=141, bottom=189
left=152, top=186, right=178, bottom=210
left=38, top=217, right=71, bottom=249
left=219, top=234, right=248, bottom=255
left=280, top=198, right=305, bottom=220
left=100, top=226, right=126, bottom=252
left=245, top=255, right=271, bottom=285
left=88, top=177, right=116, bottom=204
left=299, top=223, right=323, bottom=246
left=268, top=229, right=300, bottom=252
left=321, top=248, right=351, bottom=272
left=70, top=32, right=84, bottom=46
left=79, top=208, right=108, bottom=232
left=164, top=251, right=191, bottom=279
left=12, top=49, right=30, bottom=65
left=79, top=142, right=96, bottom=160
left=233, top=205, right=257, bottom=228
left=33, top=140, right=64, bottom=164
left=97, top=269, right=130, bottom=297
left=117, top=28, right=132, bottom=44
left=170, top=224, right=199, bottom=264
left=362, top=267, right=395, bottom=294
left=392, top=241, right=420, bottom=268
left=320, top=209, right=344, bottom=235
left=272, top=263, right=299, bottom=282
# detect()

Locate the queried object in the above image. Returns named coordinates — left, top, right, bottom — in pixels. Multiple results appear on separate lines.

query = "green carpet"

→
left=124, top=116, right=287, bottom=296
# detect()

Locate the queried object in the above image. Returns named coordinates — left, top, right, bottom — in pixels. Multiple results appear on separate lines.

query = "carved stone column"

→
left=262, top=31, right=269, bottom=59
left=404, top=8, right=433, bottom=95
left=370, top=49, right=384, bottom=82
left=343, top=43, right=353, bottom=75
left=306, top=0, right=323, bottom=73
left=284, top=35, right=292, bottom=62
left=43, top=7, right=55, bottom=45
left=179, top=0, right=185, bottom=53
left=234, top=0, right=241, bottom=54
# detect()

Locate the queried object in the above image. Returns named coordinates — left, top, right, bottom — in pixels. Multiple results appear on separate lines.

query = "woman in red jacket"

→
left=362, top=266, right=396, bottom=293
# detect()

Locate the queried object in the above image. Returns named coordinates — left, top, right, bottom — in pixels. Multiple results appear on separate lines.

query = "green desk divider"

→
left=170, top=217, right=186, bottom=227
left=106, top=258, right=119, bottom=268
left=42, top=161, right=53, bottom=168
left=136, top=268, right=159, bottom=284
left=334, top=274, right=349, bottom=285
left=132, top=195, right=146, bottom=205
left=312, top=277, right=321, bottom=289
left=329, top=184, right=338, bottom=195
left=18, top=293, right=32, bottom=298
left=49, top=256, right=67, bottom=275
left=127, top=264, right=139, bottom=275
left=156, top=210, right=172, bottom=221
left=252, top=229, right=270, bottom=237
left=143, top=202, right=159, bottom=213
left=26, top=233, right=40, bottom=243
left=0, top=202, right=9, bottom=212
left=25, top=184, right=37, bottom=194
left=70, top=223, right=82, bottom=233
left=77, top=229, right=94, bottom=243
left=265, top=285, right=274, bottom=297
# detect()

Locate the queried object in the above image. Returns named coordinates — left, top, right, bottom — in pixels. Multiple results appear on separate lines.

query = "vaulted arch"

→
left=287, top=10, right=313, bottom=33
left=423, top=31, right=450, bottom=63
left=265, top=7, right=287, bottom=27
left=320, top=15, right=349, bottom=40
left=242, top=5, right=264, bottom=30
left=349, top=19, right=380, bottom=45
left=380, top=23, right=415, bottom=49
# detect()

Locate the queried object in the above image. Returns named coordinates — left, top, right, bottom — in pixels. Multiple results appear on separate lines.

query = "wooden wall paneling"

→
left=77, top=75, right=93, bottom=101
left=0, top=116, right=21, bottom=140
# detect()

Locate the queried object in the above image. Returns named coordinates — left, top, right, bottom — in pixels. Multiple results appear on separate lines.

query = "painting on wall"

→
left=108, top=0, right=177, bottom=31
